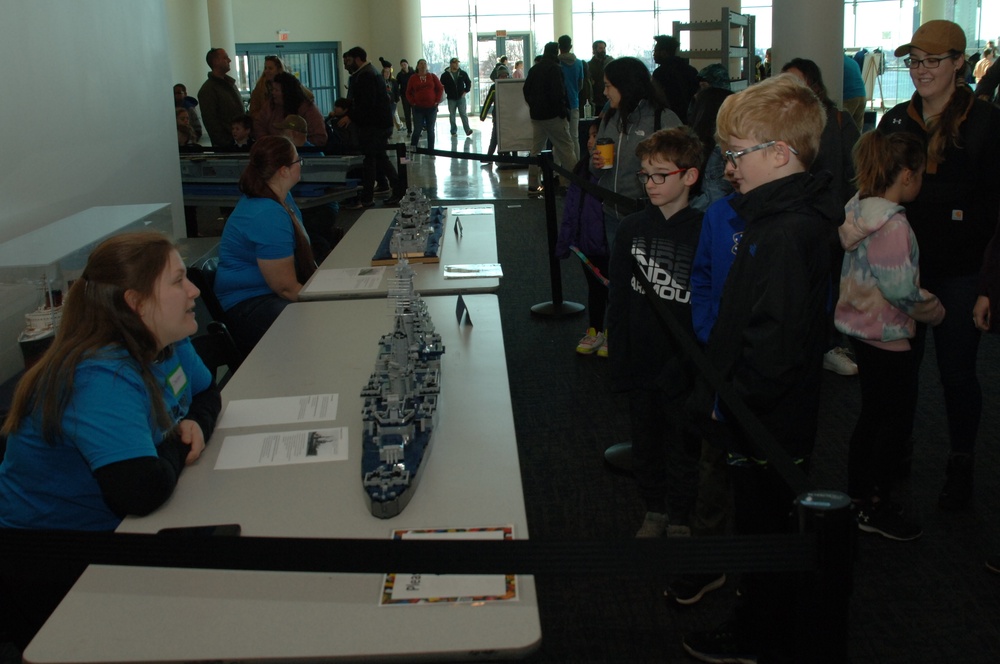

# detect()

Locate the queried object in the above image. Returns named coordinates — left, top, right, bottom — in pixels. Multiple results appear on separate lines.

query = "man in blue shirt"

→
left=558, top=35, right=585, bottom=161
left=843, top=54, right=868, bottom=131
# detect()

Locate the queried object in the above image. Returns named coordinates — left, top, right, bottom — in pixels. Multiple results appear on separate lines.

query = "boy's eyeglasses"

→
left=902, top=54, right=958, bottom=69
left=636, top=169, right=688, bottom=184
left=290, top=158, right=305, bottom=167
left=723, top=141, right=798, bottom=169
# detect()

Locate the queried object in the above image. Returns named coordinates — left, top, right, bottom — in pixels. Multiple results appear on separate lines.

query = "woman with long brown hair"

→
left=0, top=232, right=219, bottom=531
left=253, top=71, right=327, bottom=146
left=249, top=54, right=315, bottom=120
left=0, top=231, right=220, bottom=649
left=879, top=20, right=1000, bottom=510
left=214, top=135, right=316, bottom=353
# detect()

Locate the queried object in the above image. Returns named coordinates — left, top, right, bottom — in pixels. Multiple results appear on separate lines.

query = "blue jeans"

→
left=411, top=106, right=438, bottom=151
left=447, top=96, right=470, bottom=134
left=910, top=274, right=982, bottom=455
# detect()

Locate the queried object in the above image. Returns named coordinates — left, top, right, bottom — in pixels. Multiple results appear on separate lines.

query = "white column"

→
left=553, top=0, right=572, bottom=41
left=164, top=0, right=210, bottom=89
left=373, top=0, right=422, bottom=61
left=397, top=0, right=423, bottom=61
left=772, top=0, right=845, bottom=105
left=205, top=0, right=235, bottom=56
left=919, top=0, right=947, bottom=22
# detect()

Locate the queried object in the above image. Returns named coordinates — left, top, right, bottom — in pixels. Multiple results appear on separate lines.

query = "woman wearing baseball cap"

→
left=877, top=20, right=1000, bottom=512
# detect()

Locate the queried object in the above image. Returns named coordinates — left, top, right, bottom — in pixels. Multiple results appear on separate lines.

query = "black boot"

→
left=939, top=453, right=974, bottom=511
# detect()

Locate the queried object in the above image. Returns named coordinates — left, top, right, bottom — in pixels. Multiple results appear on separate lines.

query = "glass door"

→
left=474, top=32, right=530, bottom=112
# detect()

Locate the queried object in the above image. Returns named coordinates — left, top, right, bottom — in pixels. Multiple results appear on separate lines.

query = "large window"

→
left=573, top=1, right=689, bottom=72
left=419, top=0, right=1000, bottom=113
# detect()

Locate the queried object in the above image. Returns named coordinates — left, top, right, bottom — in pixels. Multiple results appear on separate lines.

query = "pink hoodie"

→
left=835, top=193, right=945, bottom=350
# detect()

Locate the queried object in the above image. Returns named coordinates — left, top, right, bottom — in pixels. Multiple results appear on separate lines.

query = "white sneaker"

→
left=576, top=328, right=605, bottom=355
left=823, top=347, right=858, bottom=376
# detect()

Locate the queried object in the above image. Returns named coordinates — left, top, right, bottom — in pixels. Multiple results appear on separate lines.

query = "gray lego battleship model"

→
left=360, top=202, right=446, bottom=518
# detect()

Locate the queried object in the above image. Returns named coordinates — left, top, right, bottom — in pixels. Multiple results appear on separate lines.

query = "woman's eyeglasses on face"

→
left=903, top=54, right=958, bottom=69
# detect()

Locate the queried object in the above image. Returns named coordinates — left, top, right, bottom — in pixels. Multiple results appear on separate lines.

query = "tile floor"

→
left=398, top=114, right=532, bottom=201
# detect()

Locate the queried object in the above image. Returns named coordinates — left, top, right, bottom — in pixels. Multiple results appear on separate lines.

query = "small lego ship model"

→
left=370, top=188, right=446, bottom=266
left=19, top=276, right=63, bottom=370
left=360, top=246, right=445, bottom=518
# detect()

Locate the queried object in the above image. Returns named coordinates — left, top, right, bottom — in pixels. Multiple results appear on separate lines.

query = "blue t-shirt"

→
left=214, top=193, right=304, bottom=311
left=0, top=339, right=211, bottom=531
left=560, top=57, right=585, bottom=110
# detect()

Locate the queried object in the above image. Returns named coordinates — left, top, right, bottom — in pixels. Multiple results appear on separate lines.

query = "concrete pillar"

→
left=772, top=0, right=845, bottom=104
left=919, top=0, right=947, bottom=22
left=205, top=0, right=235, bottom=56
left=553, top=0, right=572, bottom=42
left=164, top=0, right=210, bottom=90
left=375, top=0, right=422, bottom=62
left=392, top=0, right=424, bottom=62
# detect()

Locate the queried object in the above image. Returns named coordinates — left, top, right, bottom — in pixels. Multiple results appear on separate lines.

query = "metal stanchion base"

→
left=604, top=442, right=633, bottom=473
left=530, top=301, right=585, bottom=317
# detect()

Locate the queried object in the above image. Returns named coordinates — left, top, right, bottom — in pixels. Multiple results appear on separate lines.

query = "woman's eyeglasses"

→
left=290, top=157, right=305, bottom=167
left=903, top=54, right=958, bottom=69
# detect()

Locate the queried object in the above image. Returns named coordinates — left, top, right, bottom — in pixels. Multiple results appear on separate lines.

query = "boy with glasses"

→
left=607, top=126, right=703, bottom=541
left=681, top=74, right=842, bottom=663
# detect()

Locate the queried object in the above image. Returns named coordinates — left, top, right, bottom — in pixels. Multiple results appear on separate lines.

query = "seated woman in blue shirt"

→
left=0, top=232, right=220, bottom=530
left=0, top=232, right=221, bottom=647
left=214, top=135, right=317, bottom=353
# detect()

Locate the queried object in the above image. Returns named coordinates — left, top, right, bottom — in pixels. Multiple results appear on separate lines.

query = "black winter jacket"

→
left=441, top=68, right=472, bottom=100
left=522, top=57, right=568, bottom=121
left=878, top=93, right=1000, bottom=279
left=707, top=172, right=841, bottom=460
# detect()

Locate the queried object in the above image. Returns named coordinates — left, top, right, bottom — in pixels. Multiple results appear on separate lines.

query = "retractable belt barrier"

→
left=0, top=529, right=816, bottom=577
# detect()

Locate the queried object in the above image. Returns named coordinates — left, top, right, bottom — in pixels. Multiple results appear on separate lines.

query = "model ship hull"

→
left=361, top=189, right=445, bottom=518
left=360, top=327, right=443, bottom=518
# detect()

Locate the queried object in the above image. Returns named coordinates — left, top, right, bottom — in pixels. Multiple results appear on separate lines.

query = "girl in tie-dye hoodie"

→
left=835, top=131, right=944, bottom=542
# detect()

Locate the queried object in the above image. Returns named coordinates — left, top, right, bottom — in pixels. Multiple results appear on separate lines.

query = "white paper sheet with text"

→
left=305, top=266, right=386, bottom=293
left=448, top=206, right=493, bottom=216
left=217, top=394, right=339, bottom=429
left=214, top=428, right=348, bottom=470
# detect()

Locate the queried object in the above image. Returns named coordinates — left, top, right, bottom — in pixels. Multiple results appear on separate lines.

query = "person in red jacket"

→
left=406, top=58, right=444, bottom=153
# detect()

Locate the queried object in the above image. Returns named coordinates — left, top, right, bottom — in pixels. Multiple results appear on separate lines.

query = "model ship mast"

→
left=360, top=190, right=445, bottom=518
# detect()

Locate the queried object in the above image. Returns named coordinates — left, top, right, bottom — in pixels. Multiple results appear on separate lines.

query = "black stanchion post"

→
left=795, top=489, right=854, bottom=664
left=531, top=150, right=584, bottom=317
left=393, top=142, right=408, bottom=190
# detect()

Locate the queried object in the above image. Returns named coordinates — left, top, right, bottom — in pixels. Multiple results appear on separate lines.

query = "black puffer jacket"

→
left=707, top=171, right=841, bottom=460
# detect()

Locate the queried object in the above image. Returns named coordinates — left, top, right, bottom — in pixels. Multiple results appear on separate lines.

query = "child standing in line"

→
left=607, top=127, right=704, bottom=538
left=556, top=120, right=609, bottom=355
left=835, top=131, right=944, bottom=541
left=662, top=160, right=744, bottom=606
left=682, top=74, right=842, bottom=663
left=479, top=65, right=510, bottom=160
